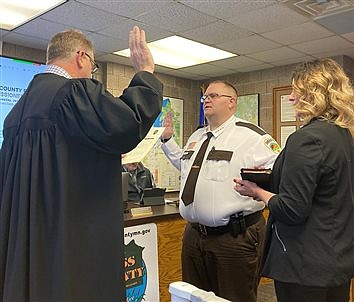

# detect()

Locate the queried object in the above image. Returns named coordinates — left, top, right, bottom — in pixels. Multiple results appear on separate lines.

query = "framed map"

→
left=234, top=93, right=259, bottom=125
left=142, top=96, right=183, bottom=192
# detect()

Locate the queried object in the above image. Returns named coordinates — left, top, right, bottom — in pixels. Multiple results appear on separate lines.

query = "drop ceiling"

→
left=1, top=0, right=353, bottom=80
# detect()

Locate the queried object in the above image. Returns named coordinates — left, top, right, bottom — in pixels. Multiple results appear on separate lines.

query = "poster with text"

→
left=124, top=223, right=159, bottom=302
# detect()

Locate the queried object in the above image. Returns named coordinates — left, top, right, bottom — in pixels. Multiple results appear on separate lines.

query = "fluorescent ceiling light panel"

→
left=114, top=36, right=237, bottom=69
left=0, top=0, right=66, bottom=30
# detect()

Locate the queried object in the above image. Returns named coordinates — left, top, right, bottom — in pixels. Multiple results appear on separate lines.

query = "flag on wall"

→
left=199, top=84, right=206, bottom=126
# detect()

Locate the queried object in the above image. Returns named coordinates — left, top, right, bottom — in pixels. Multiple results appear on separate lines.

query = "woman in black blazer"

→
left=234, top=58, right=354, bottom=302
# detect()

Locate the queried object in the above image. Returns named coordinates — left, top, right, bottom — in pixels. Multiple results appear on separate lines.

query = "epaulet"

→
left=235, top=121, right=266, bottom=135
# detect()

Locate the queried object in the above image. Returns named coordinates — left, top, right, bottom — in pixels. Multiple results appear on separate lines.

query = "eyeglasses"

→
left=77, top=51, right=99, bottom=74
left=201, top=93, right=233, bottom=101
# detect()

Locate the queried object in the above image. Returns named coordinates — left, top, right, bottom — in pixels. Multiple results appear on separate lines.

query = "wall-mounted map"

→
left=234, top=93, right=259, bottom=125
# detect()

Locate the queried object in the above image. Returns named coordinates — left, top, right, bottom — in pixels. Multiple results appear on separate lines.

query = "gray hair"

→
left=46, top=29, right=93, bottom=63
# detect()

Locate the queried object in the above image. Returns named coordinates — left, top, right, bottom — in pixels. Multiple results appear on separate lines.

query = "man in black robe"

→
left=0, top=26, right=162, bottom=302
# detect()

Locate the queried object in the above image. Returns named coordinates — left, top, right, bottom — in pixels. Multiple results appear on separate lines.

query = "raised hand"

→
left=161, top=111, right=174, bottom=140
left=129, top=26, right=154, bottom=74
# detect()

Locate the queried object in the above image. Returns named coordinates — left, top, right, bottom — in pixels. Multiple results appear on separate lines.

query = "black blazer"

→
left=262, top=119, right=354, bottom=287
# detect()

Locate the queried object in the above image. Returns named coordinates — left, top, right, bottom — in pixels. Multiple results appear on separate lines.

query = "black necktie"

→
left=181, top=132, right=213, bottom=206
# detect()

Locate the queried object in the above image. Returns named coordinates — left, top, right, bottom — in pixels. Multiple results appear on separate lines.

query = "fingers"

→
left=233, top=178, right=243, bottom=186
left=129, top=26, right=154, bottom=73
left=163, top=112, right=173, bottom=126
left=254, top=165, right=265, bottom=169
left=166, top=112, right=173, bottom=124
left=129, top=26, right=138, bottom=55
left=140, top=28, right=146, bottom=45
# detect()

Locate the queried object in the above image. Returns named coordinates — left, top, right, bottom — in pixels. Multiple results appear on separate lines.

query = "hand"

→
left=129, top=26, right=154, bottom=73
left=161, top=111, right=174, bottom=140
left=234, top=178, right=274, bottom=207
left=233, top=178, right=260, bottom=199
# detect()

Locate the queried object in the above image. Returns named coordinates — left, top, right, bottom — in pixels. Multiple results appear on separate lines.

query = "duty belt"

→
left=191, top=210, right=262, bottom=237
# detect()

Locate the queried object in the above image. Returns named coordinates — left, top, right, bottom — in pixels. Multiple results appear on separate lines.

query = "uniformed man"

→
left=160, top=80, right=280, bottom=302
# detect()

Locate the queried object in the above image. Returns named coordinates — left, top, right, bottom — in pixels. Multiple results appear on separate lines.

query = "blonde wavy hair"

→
left=292, top=58, right=354, bottom=137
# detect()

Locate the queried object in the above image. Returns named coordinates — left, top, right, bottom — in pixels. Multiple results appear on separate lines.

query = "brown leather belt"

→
left=191, top=210, right=263, bottom=237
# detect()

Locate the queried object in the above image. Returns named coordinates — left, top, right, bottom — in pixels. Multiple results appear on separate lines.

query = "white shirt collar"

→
left=45, top=65, right=72, bottom=79
left=206, top=115, right=236, bottom=138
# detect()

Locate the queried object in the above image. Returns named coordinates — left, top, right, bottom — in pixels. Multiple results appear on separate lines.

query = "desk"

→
left=124, top=198, right=185, bottom=302
left=124, top=204, right=354, bottom=302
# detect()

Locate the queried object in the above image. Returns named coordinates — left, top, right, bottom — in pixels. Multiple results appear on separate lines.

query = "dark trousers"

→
left=274, top=280, right=351, bottom=302
left=182, top=217, right=266, bottom=302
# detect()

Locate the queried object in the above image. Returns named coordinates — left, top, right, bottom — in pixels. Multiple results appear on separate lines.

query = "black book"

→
left=240, top=168, right=272, bottom=190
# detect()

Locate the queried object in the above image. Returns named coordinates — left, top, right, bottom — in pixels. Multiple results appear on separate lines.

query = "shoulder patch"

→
left=186, top=141, right=197, bottom=150
left=235, top=121, right=266, bottom=135
left=264, top=137, right=281, bottom=153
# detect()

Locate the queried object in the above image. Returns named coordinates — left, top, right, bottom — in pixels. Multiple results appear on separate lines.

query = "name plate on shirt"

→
left=130, top=206, right=153, bottom=217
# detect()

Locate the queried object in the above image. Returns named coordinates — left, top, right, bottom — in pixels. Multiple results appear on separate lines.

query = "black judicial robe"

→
left=0, top=71, right=162, bottom=302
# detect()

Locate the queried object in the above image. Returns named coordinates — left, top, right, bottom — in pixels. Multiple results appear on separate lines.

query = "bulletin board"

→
left=273, top=86, right=302, bottom=148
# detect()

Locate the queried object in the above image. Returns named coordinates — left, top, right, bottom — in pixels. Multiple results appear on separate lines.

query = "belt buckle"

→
left=198, top=224, right=207, bottom=236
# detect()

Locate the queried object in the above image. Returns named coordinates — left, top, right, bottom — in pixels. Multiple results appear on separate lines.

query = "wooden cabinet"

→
left=156, top=217, right=186, bottom=302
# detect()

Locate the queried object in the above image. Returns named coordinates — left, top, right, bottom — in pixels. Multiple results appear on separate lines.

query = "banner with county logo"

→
left=124, top=223, right=159, bottom=302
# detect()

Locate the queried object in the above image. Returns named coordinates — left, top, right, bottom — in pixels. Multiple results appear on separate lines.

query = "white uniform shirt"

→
left=161, top=115, right=280, bottom=227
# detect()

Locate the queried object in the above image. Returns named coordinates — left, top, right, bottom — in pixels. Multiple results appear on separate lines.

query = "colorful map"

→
left=142, top=97, right=183, bottom=191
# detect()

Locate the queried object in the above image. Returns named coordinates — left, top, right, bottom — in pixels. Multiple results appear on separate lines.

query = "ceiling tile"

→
left=40, top=1, right=126, bottom=32
left=218, top=34, right=281, bottom=55
left=262, top=21, right=333, bottom=45
left=315, top=8, right=354, bottom=34
left=2, top=32, right=48, bottom=51
left=313, top=47, right=354, bottom=60
left=0, top=29, right=10, bottom=38
left=249, top=46, right=305, bottom=62
left=291, top=35, right=354, bottom=55
left=181, top=0, right=277, bottom=19
left=1, top=0, right=354, bottom=79
left=86, top=33, right=127, bottom=53
left=13, top=19, right=75, bottom=41
left=135, top=2, right=217, bottom=33
left=271, top=55, right=316, bottom=66
left=155, top=65, right=203, bottom=80
left=76, top=0, right=173, bottom=19
left=179, top=63, right=234, bottom=77
left=181, top=20, right=251, bottom=46
left=236, top=63, right=274, bottom=73
left=100, top=20, right=171, bottom=43
left=210, top=56, right=267, bottom=69
left=227, top=3, right=309, bottom=34
left=342, top=31, right=354, bottom=42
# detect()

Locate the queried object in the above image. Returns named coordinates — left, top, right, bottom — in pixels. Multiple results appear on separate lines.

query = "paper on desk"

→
left=122, top=127, right=165, bottom=164
left=165, top=199, right=178, bottom=204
